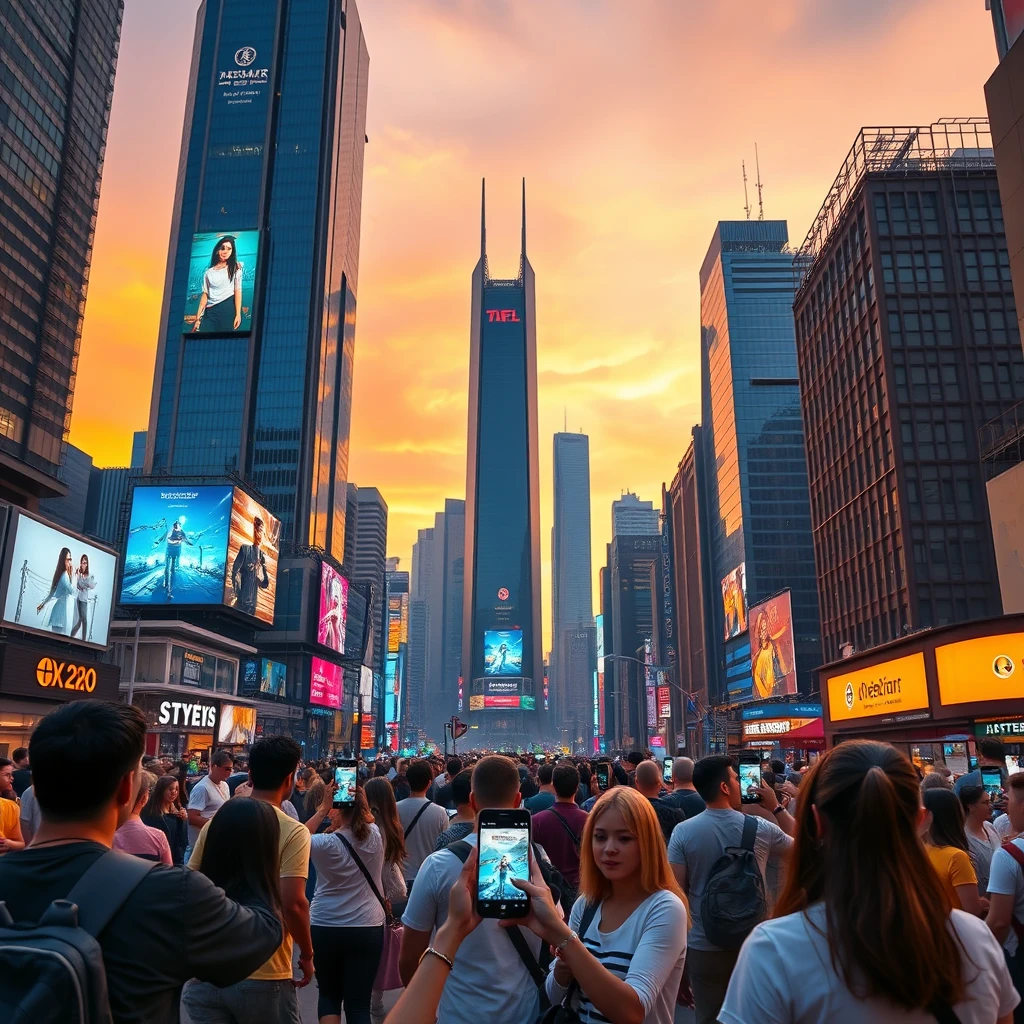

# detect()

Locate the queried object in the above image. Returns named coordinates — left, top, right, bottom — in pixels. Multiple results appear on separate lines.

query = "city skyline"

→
left=66, top=0, right=1000, bottom=640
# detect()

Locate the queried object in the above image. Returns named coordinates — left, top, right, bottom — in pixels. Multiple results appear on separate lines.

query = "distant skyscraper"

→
left=463, top=181, right=542, bottom=742
left=130, top=431, right=147, bottom=471
left=552, top=432, right=594, bottom=747
left=39, top=445, right=93, bottom=533
left=84, top=466, right=133, bottom=546
left=794, top=121, right=1024, bottom=661
left=0, top=0, right=123, bottom=505
left=699, top=220, right=820, bottom=702
left=612, top=493, right=660, bottom=537
left=347, top=486, right=388, bottom=673
left=145, top=0, right=369, bottom=560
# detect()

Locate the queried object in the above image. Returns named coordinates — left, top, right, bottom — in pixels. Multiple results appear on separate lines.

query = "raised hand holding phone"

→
left=500, top=845, right=569, bottom=946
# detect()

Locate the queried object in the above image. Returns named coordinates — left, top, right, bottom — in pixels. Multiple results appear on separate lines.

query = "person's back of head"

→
left=671, top=756, right=695, bottom=787
left=770, top=758, right=785, bottom=776
left=406, top=758, right=433, bottom=794
left=920, top=772, right=952, bottom=793
left=979, top=739, right=1005, bottom=764
left=451, top=768, right=473, bottom=808
left=922, top=786, right=968, bottom=851
left=625, top=751, right=644, bottom=769
left=12, top=746, right=28, bottom=767
left=446, top=757, right=462, bottom=778
left=777, top=739, right=966, bottom=1012
left=634, top=759, right=663, bottom=798
left=552, top=763, right=579, bottom=800
left=538, top=763, right=554, bottom=787
left=248, top=735, right=302, bottom=797
left=30, top=700, right=146, bottom=824
left=471, top=755, right=522, bottom=810
left=578, top=763, right=591, bottom=784
left=692, top=754, right=735, bottom=806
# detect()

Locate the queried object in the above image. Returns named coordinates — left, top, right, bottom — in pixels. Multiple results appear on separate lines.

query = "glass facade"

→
left=147, top=0, right=368, bottom=560
left=699, top=222, right=821, bottom=701
left=0, top=0, right=123, bottom=498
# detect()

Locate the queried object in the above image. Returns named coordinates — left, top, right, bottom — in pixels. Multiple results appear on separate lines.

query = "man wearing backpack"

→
left=667, top=754, right=794, bottom=1024
left=0, top=700, right=282, bottom=1024
left=397, top=759, right=450, bottom=894
left=532, top=763, right=587, bottom=902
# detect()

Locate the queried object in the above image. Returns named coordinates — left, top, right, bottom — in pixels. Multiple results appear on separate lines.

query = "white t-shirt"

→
left=545, top=890, right=687, bottom=1024
left=186, top=775, right=229, bottom=848
left=203, top=263, right=242, bottom=305
left=309, top=823, right=386, bottom=928
left=402, top=833, right=543, bottom=1024
left=719, top=902, right=1019, bottom=1024
left=987, top=836, right=1024, bottom=955
left=994, top=813, right=1013, bottom=840
left=396, top=796, right=450, bottom=881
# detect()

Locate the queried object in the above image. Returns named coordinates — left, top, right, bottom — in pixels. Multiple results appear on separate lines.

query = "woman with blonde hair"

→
left=511, top=786, right=688, bottom=1024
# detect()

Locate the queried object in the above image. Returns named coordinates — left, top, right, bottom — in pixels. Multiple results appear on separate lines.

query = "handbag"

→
left=540, top=902, right=600, bottom=1024
left=336, top=832, right=397, bottom=928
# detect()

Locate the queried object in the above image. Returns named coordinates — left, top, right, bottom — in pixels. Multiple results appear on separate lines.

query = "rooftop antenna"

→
left=754, top=143, right=764, bottom=221
left=480, top=178, right=486, bottom=259
left=742, top=160, right=751, bottom=220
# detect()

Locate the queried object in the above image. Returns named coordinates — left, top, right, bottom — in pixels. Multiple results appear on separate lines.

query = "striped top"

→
left=545, top=889, right=688, bottom=1024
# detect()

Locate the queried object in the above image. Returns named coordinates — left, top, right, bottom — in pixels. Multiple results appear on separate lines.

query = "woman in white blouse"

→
left=192, top=235, right=243, bottom=332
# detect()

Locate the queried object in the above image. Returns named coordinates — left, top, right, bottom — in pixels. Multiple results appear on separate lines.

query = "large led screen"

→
left=217, top=703, right=257, bottom=745
left=1, top=511, right=117, bottom=650
left=260, top=658, right=287, bottom=697
left=182, top=231, right=259, bottom=334
left=121, top=486, right=231, bottom=606
left=318, top=562, right=349, bottom=654
left=310, top=657, right=342, bottom=709
left=721, top=563, right=747, bottom=641
left=748, top=590, right=797, bottom=700
left=483, top=630, right=523, bottom=676
left=224, top=489, right=280, bottom=625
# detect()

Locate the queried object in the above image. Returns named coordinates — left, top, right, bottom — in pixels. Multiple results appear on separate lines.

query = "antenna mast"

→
left=755, top=143, right=764, bottom=220
left=742, top=160, right=751, bottom=220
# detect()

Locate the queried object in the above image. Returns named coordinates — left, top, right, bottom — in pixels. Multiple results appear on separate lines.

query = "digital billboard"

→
left=388, top=596, right=402, bottom=654
left=224, top=488, right=280, bottom=625
left=217, top=703, right=257, bottom=745
left=121, top=486, right=232, bottom=606
left=484, top=630, right=523, bottom=676
left=310, top=657, right=342, bottom=709
left=0, top=510, right=117, bottom=650
left=260, top=659, right=287, bottom=697
left=182, top=231, right=259, bottom=334
left=748, top=590, right=798, bottom=699
left=317, top=562, right=349, bottom=654
left=825, top=653, right=929, bottom=724
left=721, top=563, right=747, bottom=640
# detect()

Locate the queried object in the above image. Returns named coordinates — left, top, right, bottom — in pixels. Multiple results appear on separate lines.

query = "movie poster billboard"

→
left=483, top=630, right=523, bottom=676
left=217, top=703, right=257, bottom=745
left=721, top=563, right=747, bottom=641
left=318, top=562, right=349, bottom=654
left=260, top=659, right=287, bottom=697
left=121, top=486, right=232, bottom=606
left=388, top=596, right=402, bottom=654
left=223, top=488, right=280, bottom=625
left=182, top=231, right=259, bottom=334
left=748, top=589, right=798, bottom=699
left=310, top=657, right=342, bottom=709
left=0, top=510, right=117, bottom=650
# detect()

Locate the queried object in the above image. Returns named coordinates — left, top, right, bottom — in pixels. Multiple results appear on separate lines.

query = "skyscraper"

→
left=552, top=432, right=594, bottom=746
left=793, top=121, right=1024, bottom=661
left=612, top=492, right=660, bottom=537
left=699, top=220, right=821, bottom=702
left=462, top=181, right=542, bottom=742
left=1, top=0, right=124, bottom=505
left=346, top=485, right=388, bottom=673
left=145, top=0, right=369, bottom=560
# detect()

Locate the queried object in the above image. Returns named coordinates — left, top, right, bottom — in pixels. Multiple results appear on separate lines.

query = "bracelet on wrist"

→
left=553, top=929, right=577, bottom=958
left=420, top=946, right=455, bottom=971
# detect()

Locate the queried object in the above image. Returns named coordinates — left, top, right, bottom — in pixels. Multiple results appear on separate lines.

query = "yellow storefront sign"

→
left=826, top=652, right=929, bottom=722
left=935, top=633, right=1024, bottom=706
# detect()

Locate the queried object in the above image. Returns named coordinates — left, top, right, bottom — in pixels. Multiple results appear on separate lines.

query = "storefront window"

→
left=169, top=646, right=217, bottom=689
left=133, top=643, right=168, bottom=684
left=215, top=660, right=236, bottom=694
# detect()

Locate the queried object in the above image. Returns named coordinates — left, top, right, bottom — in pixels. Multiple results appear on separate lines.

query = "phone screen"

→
left=981, top=766, right=1003, bottom=799
left=596, top=763, right=610, bottom=791
left=663, top=757, right=673, bottom=783
left=477, top=820, right=530, bottom=914
left=334, top=765, right=357, bottom=806
left=739, top=762, right=762, bottom=803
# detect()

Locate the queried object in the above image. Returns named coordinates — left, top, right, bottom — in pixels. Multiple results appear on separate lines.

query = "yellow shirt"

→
left=0, top=798, right=19, bottom=841
left=189, top=802, right=310, bottom=980
left=926, top=844, right=977, bottom=909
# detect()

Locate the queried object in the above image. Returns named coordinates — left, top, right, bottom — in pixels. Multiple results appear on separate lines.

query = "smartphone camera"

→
left=738, top=757, right=762, bottom=804
left=476, top=808, right=531, bottom=919
left=663, top=757, right=673, bottom=784
left=333, top=760, right=357, bottom=807
left=596, top=763, right=610, bottom=791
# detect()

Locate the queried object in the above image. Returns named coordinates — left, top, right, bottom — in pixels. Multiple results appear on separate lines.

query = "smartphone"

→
left=476, top=808, right=531, bottom=919
left=738, top=759, right=762, bottom=803
left=663, top=756, right=673, bottom=783
left=596, top=762, right=610, bottom=791
left=333, top=760, right=357, bottom=807
left=981, top=766, right=1004, bottom=800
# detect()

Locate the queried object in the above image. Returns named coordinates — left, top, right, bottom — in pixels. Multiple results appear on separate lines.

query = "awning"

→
left=783, top=718, right=825, bottom=745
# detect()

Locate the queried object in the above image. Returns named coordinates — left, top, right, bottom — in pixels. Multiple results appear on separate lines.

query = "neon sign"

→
left=486, top=309, right=520, bottom=323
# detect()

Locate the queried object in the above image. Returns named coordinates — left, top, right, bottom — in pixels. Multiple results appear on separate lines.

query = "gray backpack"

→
left=0, top=850, right=157, bottom=1024
left=701, top=815, right=766, bottom=949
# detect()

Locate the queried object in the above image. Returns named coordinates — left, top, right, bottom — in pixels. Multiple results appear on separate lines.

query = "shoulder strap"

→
left=447, top=839, right=472, bottom=863
left=65, top=849, right=158, bottom=936
left=930, top=1000, right=963, bottom=1024
left=739, top=813, right=758, bottom=852
left=404, top=801, right=431, bottom=839
left=1000, top=840, right=1024, bottom=944
left=336, top=833, right=390, bottom=916
left=506, top=923, right=546, bottom=988
left=557, top=902, right=601, bottom=1009
left=550, top=807, right=581, bottom=849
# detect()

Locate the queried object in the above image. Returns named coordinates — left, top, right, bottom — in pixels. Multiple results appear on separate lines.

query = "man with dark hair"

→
left=401, top=755, right=545, bottom=1023
left=188, top=735, right=313, bottom=1017
left=10, top=746, right=30, bottom=797
left=0, top=701, right=281, bottom=1022
left=232, top=515, right=270, bottom=616
left=532, top=763, right=587, bottom=897
left=429, top=756, right=463, bottom=809
left=635, top=759, right=686, bottom=843
left=435, top=769, right=476, bottom=849
left=397, top=758, right=449, bottom=890
left=663, top=756, right=706, bottom=818
left=624, top=750, right=645, bottom=782
left=524, top=762, right=556, bottom=813
left=0, top=758, right=24, bottom=853
left=186, top=748, right=233, bottom=856
left=668, top=755, right=794, bottom=1024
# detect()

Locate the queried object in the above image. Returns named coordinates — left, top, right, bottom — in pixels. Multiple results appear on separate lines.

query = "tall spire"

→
left=480, top=177, right=487, bottom=261
left=520, top=177, right=527, bottom=258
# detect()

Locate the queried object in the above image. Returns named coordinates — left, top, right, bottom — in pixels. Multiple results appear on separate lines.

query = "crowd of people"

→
left=2, top=705, right=1024, bottom=1023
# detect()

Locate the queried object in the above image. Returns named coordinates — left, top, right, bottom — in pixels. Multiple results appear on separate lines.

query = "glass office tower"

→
left=145, top=0, right=369, bottom=559
left=1, top=0, right=123, bottom=503
left=462, top=181, right=542, bottom=742
left=699, top=221, right=821, bottom=701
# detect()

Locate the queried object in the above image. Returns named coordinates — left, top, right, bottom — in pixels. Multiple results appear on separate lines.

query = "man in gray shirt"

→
left=667, top=755, right=794, bottom=1024
left=396, top=758, right=450, bottom=890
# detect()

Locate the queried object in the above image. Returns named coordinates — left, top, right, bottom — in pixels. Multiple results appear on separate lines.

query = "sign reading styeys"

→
left=935, top=633, right=1024, bottom=706
left=825, top=652, right=929, bottom=723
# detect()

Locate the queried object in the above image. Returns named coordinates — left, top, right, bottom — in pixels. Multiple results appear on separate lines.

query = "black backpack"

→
left=701, top=814, right=766, bottom=949
left=0, top=849, right=157, bottom=1024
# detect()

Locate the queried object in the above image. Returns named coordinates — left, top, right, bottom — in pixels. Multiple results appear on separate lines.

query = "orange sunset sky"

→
left=70, top=0, right=1001, bottom=648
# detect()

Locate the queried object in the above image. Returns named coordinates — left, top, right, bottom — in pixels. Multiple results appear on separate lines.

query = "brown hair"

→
left=775, top=740, right=965, bottom=1009
left=365, top=776, right=406, bottom=866
left=579, top=788, right=686, bottom=909
left=336, top=784, right=375, bottom=842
